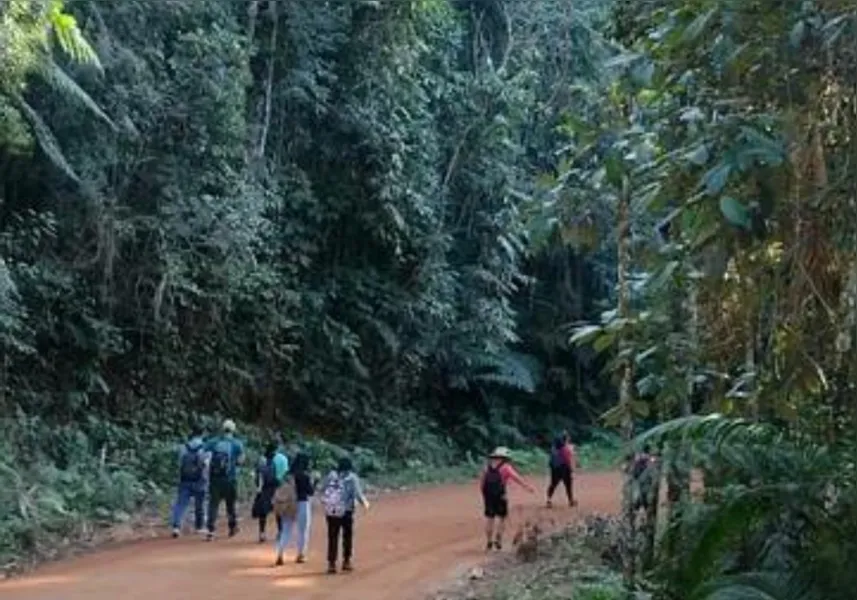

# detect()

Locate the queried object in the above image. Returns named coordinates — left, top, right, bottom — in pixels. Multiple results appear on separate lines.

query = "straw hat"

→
left=489, top=446, right=512, bottom=460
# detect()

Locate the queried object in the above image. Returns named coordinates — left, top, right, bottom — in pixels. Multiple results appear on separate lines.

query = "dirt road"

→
left=0, top=472, right=620, bottom=600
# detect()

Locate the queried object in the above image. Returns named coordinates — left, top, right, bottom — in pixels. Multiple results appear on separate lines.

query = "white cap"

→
left=222, top=419, right=236, bottom=433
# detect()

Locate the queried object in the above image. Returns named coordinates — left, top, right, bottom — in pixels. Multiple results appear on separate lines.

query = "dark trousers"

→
left=256, top=486, right=280, bottom=535
left=326, top=512, right=354, bottom=565
left=547, top=465, right=573, bottom=502
left=208, top=478, right=238, bottom=534
left=259, top=513, right=284, bottom=536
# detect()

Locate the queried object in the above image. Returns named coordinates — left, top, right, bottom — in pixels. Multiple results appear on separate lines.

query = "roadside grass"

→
left=429, top=515, right=627, bottom=600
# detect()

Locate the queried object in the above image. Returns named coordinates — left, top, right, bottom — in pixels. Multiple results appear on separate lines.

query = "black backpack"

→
left=482, top=465, right=505, bottom=499
left=259, top=458, right=277, bottom=488
left=549, top=446, right=565, bottom=469
left=179, top=444, right=205, bottom=482
left=632, top=455, right=650, bottom=479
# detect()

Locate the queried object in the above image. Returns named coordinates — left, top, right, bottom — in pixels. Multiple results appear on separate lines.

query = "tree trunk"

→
left=641, top=450, right=661, bottom=571
left=617, top=172, right=637, bottom=593
left=663, top=273, right=696, bottom=562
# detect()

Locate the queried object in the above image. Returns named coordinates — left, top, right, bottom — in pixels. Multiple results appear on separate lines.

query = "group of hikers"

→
left=171, top=422, right=654, bottom=569
left=170, top=419, right=368, bottom=573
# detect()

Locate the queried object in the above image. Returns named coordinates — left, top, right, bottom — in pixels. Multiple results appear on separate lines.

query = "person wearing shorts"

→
left=479, top=447, right=535, bottom=551
left=547, top=432, right=580, bottom=508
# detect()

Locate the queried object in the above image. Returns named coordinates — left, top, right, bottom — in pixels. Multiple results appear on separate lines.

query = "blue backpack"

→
left=180, top=444, right=205, bottom=482
left=209, top=439, right=233, bottom=480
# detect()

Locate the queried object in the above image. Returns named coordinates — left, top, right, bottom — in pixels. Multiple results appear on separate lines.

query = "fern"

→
left=469, top=350, right=542, bottom=393
left=46, top=0, right=102, bottom=70
left=13, top=93, right=80, bottom=182
left=39, top=61, right=114, bottom=128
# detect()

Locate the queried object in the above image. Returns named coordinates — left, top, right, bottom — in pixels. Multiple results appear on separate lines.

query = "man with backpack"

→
left=320, top=457, right=369, bottom=574
left=204, top=419, right=245, bottom=541
left=480, top=447, right=535, bottom=551
left=170, top=426, right=208, bottom=538
left=546, top=433, right=579, bottom=508
left=253, top=440, right=289, bottom=543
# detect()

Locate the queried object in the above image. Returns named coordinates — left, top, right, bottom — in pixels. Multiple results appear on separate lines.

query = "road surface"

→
left=0, top=472, right=620, bottom=600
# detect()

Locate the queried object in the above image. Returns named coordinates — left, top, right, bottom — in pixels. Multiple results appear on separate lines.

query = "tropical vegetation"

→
left=3, top=0, right=857, bottom=597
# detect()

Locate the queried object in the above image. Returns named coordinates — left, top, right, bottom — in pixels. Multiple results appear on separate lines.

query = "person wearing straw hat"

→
left=479, top=446, right=535, bottom=551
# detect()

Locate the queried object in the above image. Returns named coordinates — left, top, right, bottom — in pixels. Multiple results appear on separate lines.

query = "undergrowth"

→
left=434, top=514, right=627, bottom=600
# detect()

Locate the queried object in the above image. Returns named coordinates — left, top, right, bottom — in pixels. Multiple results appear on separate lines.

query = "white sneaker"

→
left=171, top=528, right=180, bottom=538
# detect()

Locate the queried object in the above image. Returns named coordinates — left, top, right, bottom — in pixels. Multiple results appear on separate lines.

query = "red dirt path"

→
left=0, top=472, right=620, bottom=600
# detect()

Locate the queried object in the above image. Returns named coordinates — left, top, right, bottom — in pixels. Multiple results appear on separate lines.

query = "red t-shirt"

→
left=561, top=444, right=575, bottom=467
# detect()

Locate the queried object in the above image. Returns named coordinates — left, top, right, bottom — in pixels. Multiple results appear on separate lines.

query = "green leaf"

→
left=789, top=20, right=807, bottom=48
left=593, top=330, right=617, bottom=353
left=603, top=52, right=642, bottom=70
left=631, top=60, right=655, bottom=87
left=600, top=404, right=625, bottom=427
left=632, top=400, right=650, bottom=418
left=719, top=196, right=751, bottom=229
left=685, top=143, right=710, bottom=166
left=702, top=163, right=731, bottom=195
left=605, top=155, right=624, bottom=189
left=569, top=324, right=603, bottom=346
left=682, top=7, right=718, bottom=44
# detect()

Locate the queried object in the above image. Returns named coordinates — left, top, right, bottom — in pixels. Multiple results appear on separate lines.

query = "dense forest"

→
left=4, top=0, right=857, bottom=598
left=1, top=0, right=612, bottom=457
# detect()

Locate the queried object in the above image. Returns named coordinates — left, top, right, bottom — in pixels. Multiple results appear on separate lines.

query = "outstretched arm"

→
left=354, top=475, right=370, bottom=509
left=505, top=465, right=536, bottom=494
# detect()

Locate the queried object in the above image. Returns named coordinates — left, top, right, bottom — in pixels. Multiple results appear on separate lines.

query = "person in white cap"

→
left=204, top=419, right=245, bottom=540
left=479, top=446, right=535, bottom=551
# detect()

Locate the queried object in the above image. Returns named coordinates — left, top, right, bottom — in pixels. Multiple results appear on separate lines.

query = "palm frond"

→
left=637, top=413, right=778, bottom=450
left=12, top=92, right=80, bottom=183
left=39, top=61, right=114, bottom=127
left=470, top=350, right=541, bottom=393
left=693, top=572, right=818, bottom=600
left=46, top=1, right=103, bottom=70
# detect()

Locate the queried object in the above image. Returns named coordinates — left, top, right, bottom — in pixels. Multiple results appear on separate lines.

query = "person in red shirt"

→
left=547, top=433, right=579, bottom=508
left=480, top=446, right=535, bottom=551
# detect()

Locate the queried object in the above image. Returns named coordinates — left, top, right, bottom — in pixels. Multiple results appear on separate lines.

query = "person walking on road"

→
left=205, top=419, right=245, bottom=541
left=253, top=440, right=289, bottom=543
left=321, top=456, right=370, bottom=574
left=631, top=444, right=657, bottom=511
left=480, top=446, right=535, bottom=551
left=546, top=432, right=579, bottom=508
left=274, top=451, right=314, bottom=566
left=170, top=426, right=207, bottom=538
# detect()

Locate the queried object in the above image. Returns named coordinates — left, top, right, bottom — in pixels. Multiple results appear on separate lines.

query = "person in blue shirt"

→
left=170, top=426, right=207, bottom=538
left=204, top=419, right=245, bottom=540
